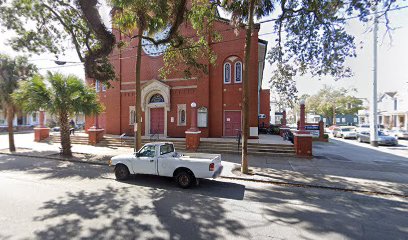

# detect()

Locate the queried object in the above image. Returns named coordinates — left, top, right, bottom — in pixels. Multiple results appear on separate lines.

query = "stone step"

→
left=196, top=149, right=295, bottom=157
left=197, top=147, right=294, bottom=154
left=198, top=144, right=294, bottom=150
left=198, top=141, right=293, bottom=147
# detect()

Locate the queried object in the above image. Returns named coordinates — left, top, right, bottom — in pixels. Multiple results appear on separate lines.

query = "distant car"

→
left=357, top=131, right=398, bottom=146
left=387, top=129, right=408, bottom=139
left=356, top=124, right=385, bottom=133
left=333, top=127, right=357, bottom=139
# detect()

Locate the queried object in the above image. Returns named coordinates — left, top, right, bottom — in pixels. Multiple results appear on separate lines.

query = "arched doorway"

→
left=141, top=80, right=171, bottom=137
left=149, top=94, right=165, bottom=135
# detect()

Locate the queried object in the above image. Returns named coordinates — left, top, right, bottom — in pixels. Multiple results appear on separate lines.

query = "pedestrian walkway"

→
left=1, top=133, right=407, bottom=197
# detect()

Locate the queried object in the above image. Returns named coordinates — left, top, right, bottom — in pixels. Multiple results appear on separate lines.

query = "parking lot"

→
left=328, top=133, right=408, bottom=159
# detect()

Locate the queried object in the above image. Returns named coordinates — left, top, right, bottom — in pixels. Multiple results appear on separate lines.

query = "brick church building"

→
left=86, top=14, right=270, bottom=138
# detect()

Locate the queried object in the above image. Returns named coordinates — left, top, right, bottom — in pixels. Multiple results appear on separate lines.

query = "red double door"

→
left=224, top=111, right=242, bottom=137
left=150, top=108, right=164, bottom=134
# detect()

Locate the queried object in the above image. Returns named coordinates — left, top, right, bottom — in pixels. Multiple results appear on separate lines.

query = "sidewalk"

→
left=1, top=133, right=408, bottom=197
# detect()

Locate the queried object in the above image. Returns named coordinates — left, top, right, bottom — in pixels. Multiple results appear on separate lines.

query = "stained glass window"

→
left=235, top=62, right=242, bottom=83
left=149, top=94, right=164, bottom=103
left=224, top=63, right=231, bottom=83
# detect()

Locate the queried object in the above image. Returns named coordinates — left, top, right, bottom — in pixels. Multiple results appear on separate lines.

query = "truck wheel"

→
left=115, top=164, right=130, bottom=180
left=176, top=171, right=194, bottom=189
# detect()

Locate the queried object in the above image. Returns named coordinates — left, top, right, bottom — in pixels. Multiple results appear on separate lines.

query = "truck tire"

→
left=115, top=164, right=130, bottom=180
left=175, top=171, right=194, bottom=189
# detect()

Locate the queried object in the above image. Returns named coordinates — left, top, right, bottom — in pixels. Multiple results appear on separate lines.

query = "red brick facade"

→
left=86, top=19, right=270, bottom=138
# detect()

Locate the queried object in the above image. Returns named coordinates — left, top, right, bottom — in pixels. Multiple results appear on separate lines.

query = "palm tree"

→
left=0, top=54, right=37, bottom=152
left=13, top=72, right=103, bottom=156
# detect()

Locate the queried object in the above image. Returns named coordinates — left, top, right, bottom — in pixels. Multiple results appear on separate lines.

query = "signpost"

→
left=305, top=125, right=320, bottom=138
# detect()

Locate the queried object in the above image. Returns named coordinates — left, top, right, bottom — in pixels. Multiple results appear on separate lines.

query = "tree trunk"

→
left=241, top=0, right=255, bottom=174
left=134, top=27, right=144, bottom=152
left=332, top=106, right=336, bottom=125
left=7, top=105, right=16, bottom=152
left=59, top=111, right=72, bottom=156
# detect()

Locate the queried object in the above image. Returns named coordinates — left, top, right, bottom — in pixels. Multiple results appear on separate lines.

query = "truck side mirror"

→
left=135, top=152, right=140, bottom=157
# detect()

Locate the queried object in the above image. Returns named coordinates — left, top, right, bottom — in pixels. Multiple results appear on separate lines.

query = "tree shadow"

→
left=219, top=139, right=408, bottom=196
left=244, top=185, right=408, bottom=239
left=31, top=181, right=248, bottom=239
left=0, top=154, right=107, bottom=180
left=120, top=174, right=246, bottom=200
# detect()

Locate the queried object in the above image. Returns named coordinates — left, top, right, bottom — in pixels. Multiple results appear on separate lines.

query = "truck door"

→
left=133, top=145, right=157, bottom=175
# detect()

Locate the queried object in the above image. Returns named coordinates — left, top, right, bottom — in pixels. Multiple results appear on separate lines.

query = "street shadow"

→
left=120, top=174, right=246, bottom=200
left=244, top=185, right=408, bottom=239
left=0, top=154, right=107, bottom=180
left=31, top=183, right=248, bottom=239
left=218, top=139, right=408, bottom=196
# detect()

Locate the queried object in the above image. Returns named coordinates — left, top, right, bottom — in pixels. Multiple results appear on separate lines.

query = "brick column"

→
left=294, top=133, right=313, bottom=158
left=34, top=110, right=50, bottom=142
left=279, top=110, right=288, bottom=136
left=185, top=102, right=201, bottom=151
left=299, top=100, right=306, bottom=133
left=88, top=114, right=104, bottom=145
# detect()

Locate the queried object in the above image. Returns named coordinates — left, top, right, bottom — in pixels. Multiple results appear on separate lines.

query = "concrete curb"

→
left=1, top=151, right=407, bottom=198
left=221, top=173, right=408, bottom=198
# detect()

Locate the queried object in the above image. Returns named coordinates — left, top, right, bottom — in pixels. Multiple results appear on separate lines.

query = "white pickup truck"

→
left=109, top=142, right=223, bottom=188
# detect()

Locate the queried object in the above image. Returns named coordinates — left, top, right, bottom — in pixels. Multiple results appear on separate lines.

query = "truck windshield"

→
left=138, top=145, right=156, bottom=157
left=160, top=144, right=174, bottom=155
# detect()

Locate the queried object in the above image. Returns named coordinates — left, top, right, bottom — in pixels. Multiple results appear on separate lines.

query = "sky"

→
left=259, top=6, right=408, bottom=100
left=1, top=2, right=407, bottom=101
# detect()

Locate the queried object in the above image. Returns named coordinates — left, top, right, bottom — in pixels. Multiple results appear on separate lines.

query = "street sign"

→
left=305, top=125, right=319, bottom=130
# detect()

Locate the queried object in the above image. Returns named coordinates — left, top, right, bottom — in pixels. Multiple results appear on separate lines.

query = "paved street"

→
left=1, top=154, right=408, bottom=240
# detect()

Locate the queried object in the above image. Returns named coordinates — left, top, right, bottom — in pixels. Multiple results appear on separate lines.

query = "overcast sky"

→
left=1, top=2, right=407, bottom=100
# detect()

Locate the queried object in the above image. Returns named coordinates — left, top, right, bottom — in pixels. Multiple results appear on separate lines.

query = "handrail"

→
left=150, top=130, right=160, bottom=141
left=236, top=129, right=242, bottom=152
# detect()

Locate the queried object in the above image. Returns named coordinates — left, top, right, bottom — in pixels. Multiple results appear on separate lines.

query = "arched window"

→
left=235, top=61, right=242, bottom=83
left=177, top=104, right=186, bottom=126
left=149, top=94, right=164, bottom=103
left=223, top=63, right=231, bottom=84
left=180, top=110, right=186, bottom=124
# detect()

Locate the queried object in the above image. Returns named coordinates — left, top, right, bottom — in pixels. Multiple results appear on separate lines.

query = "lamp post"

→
left=39, top=108, right=45, bottom=128
left=188, top=102, right=198, bottom=132
left=299, top=99, right=306, bottom=132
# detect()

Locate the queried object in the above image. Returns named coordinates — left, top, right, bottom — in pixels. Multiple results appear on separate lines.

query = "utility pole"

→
left=370, top=3, right=379, bottom=147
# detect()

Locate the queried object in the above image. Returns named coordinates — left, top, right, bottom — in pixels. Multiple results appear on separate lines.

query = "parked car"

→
left=387, top=129, right=408, bottom=139
left=333, top=127, right=357, bottom=139
left=357, top=131, right=398, bottom=146
left=109, top=142, right=223, bottom=188
left=356, top=124, right=385, bottom=133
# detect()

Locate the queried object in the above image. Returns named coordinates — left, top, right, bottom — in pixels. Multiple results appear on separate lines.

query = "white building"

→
left=357, top=92, right=408, bottom=130
left=0, top=109, right=40, bottom=131
left=378, top=92, right=408, bottom=130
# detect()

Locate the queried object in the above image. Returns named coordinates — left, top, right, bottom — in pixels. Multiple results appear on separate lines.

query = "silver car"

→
left=357, top=131, right=398, bottom=146
left=387, top=129, right=408, bottom=139
left=333, top=127, right=357, bottom=139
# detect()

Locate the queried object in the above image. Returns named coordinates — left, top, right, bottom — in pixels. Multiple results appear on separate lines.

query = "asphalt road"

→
left=1, top=154, right=407, bottom=240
